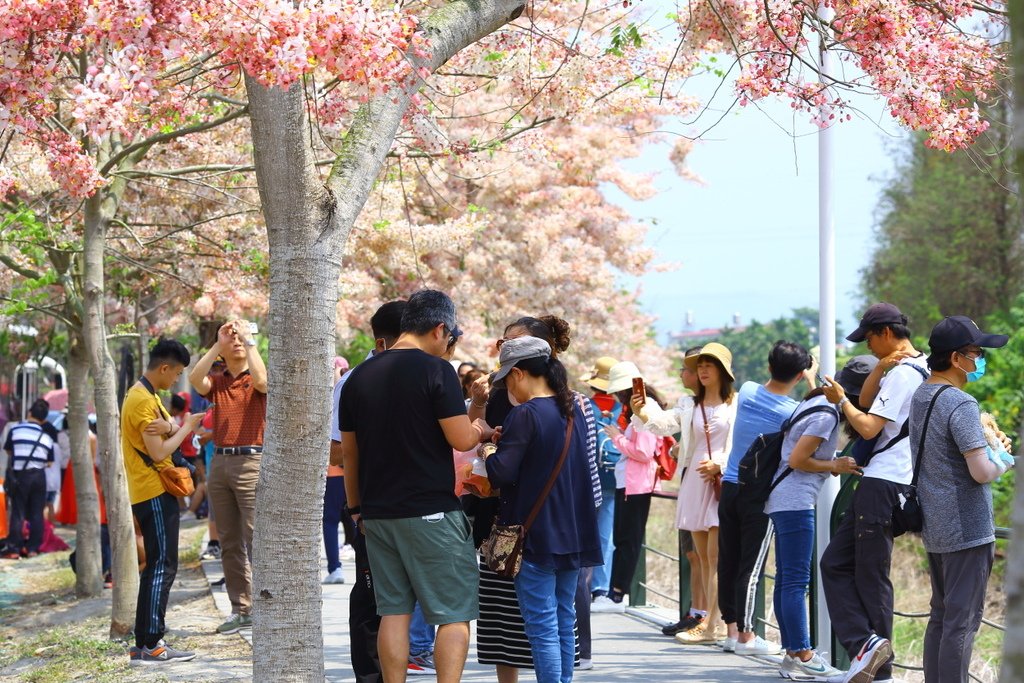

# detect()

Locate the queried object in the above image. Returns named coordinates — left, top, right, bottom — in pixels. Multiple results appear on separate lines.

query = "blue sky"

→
left=606, top=70, right=910, bottom=345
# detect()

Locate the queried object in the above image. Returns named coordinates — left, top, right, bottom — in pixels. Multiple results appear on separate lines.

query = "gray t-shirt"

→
left=910, top=383, right=992, bottom=554
left=765, top=396, right=840, bottom=514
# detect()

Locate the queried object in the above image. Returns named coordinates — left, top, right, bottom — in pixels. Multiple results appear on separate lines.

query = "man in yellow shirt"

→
left=122, top=338, right=204, bottom=665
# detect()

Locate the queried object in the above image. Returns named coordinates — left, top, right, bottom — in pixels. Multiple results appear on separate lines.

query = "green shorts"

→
left=362, top=510, right=479, bottom=625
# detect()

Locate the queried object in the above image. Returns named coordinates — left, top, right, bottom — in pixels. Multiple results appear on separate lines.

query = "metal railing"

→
left=630, top=480, right=1010, bottom=682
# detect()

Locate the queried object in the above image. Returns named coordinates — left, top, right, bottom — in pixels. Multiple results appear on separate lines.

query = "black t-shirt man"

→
left=339, top=348, right=467, bottom=519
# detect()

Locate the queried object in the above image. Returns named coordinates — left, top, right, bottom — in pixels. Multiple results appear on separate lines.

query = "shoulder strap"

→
left=522, top=411, right=575, bottom=534
left=769, top=405, right=839, bottom=494
left=900, top=359, right=930, bottom=381
left=911, top=385, right=952, bottom=488
left=12, top=425, right=47, bottom=467
left=699, top=403, right=713, bottom=458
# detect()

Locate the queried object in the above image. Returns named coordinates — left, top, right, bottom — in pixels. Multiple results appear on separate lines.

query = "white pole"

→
left=815, top=0, right=839, bottom=657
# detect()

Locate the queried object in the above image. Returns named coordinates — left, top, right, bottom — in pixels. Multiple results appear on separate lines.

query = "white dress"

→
left=675, top=399, right=736, bottom=532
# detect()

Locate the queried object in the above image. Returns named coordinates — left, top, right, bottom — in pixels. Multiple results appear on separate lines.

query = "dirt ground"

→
left=0, top=522, right=252, bottom=682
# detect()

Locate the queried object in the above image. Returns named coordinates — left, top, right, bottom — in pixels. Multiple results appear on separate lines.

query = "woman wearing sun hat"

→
left=674, top=342, right=737, bottom=644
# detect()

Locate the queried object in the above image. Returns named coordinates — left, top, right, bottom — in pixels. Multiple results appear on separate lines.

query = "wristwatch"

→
left=244, top=337, right=257, bottom=347
left=838, top=397, right=849, bottom=410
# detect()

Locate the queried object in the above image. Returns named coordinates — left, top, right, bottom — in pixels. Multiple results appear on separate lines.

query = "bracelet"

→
left=471, top=399, right=487, bottom=408
left=838, top=397, right=849, bottom=410
left=345, top=505, right=361, bottom=516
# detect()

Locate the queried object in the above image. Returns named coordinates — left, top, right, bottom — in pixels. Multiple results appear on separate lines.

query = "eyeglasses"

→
left=443, top=324, right=460, bottom=349
left=958, top=347, right=985, bottom=360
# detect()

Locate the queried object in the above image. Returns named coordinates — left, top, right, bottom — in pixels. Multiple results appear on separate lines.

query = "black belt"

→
left=215, top=446, right=263, bottom=455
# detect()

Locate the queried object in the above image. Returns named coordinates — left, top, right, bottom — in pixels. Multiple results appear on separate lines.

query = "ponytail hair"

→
left=516, top=355, right=573, bottom=418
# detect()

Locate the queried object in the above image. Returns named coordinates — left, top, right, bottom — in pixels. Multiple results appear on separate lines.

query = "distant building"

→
left=667, top=326, right=747, bottom=348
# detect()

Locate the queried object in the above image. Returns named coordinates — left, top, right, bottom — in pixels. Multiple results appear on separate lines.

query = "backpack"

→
left=737, top=404, right=839, bottom=505
left=591, top=398, right=623, bottom=471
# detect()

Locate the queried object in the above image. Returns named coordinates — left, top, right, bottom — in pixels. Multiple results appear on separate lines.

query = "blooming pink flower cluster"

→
left=677, top=0, right=1004, bottom=149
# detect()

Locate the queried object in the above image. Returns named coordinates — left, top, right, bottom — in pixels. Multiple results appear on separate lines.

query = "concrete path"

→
left=203, top=545, right=780, bottom=682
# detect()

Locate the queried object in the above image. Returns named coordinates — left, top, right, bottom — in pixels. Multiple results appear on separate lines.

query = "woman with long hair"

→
left=674, top=343, right=736, bottom=644
left=601, top=361, right=668, bottom=607
left=467, top=316, right=598, bottom=682
left=484, top=337, right=602, bottom=683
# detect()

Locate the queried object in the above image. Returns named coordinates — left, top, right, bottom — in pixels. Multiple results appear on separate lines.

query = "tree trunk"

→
left=243, top=1, right=524, bottom=678
left=67, top=334, right=103, bottom=597
left=1002, top=4, right=1024, bottom=680
left=83, top=192, right=139, bottom=639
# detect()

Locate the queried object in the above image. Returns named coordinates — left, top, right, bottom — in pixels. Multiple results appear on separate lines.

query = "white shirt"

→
left=331, top=350, right=374, bottom=442
left=863, top=355, right=929, bottom=484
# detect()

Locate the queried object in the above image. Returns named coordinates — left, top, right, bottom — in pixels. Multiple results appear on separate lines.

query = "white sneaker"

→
left=576, top=658, right=593, bottom=670
left=843, top=635, right=892, bottom=683
left=735, top=635, right=782, bottom=656
left=780, top=654, right=800, bottom=678
left=340, top=544, right=356, bottom=560
left=787, top=652, right=844, bottom=681
left=322, top=568, right=345, bottom=584
left=720, top=637, right=737, bottom=652
left=590, top=595, right=625, bottom=613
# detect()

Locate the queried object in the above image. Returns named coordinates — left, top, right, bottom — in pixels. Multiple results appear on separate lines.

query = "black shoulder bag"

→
left=893, top=384, right=950, bottom=537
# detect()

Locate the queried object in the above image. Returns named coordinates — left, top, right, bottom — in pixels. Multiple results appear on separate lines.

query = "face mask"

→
left=960, top=355, right=986, bottom=382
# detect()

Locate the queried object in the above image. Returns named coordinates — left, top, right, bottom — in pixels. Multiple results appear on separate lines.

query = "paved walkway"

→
left=203, top=544, right=779, bottom=682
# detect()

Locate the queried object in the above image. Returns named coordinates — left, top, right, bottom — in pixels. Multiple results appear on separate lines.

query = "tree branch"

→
left=99, top=107, right=250, bottom=176
left=0, top=252, right=44, bottom=280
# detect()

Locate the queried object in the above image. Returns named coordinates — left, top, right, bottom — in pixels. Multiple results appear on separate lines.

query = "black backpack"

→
left=737, top=404, right=839, bottom=505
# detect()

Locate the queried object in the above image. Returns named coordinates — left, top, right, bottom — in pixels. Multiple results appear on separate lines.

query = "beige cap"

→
left=606, top=361, right=643, bottom=394
left=579, top=356, right=619, bottom=391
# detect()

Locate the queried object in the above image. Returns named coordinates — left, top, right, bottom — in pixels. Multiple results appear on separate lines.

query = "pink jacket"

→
left=612, top=425, right=660, bottom=496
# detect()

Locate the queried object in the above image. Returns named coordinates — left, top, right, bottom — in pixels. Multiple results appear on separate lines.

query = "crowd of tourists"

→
left=2, top=292, right=1011, bottom=683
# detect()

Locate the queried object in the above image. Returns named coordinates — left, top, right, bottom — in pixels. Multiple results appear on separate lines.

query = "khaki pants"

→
left=208, top=452, right=260, bottom=615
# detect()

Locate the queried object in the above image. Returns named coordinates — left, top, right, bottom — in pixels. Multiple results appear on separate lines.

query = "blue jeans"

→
left=771, top=509, right=815, bottom=653
left=410, top=603, right=435, bottom=656
left=515, top=560, right=579, bottom=683
left=592, top=481, right=616, bottom=594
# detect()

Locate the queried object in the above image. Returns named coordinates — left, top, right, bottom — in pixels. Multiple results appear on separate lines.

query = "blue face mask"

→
left=964, top=355, right=986, bottom=382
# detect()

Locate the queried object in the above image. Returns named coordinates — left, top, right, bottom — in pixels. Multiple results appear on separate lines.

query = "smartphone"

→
left=632, top=377, right=646, bottom=403
left=817, top=373, right=829, bottom=387
left=249, top=321, right=259, bottom=335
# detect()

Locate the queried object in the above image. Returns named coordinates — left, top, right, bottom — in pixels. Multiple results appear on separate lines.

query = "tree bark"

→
left=1002, top=3, right=1024, bottom=680
left=83, top=192, right=139, bottom=639
left=243, top=0, right=525, bottom=679
left=67, top=334, right=103, bottom=597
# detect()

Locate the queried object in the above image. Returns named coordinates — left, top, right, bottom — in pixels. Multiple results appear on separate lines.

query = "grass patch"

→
left=178, top=522, right=208, bottom=566
left=0, top=619, right=131, bottom=683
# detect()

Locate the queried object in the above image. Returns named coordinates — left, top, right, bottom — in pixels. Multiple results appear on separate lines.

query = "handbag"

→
left=481, top=411, right=574, bottom=578
left=893, top=384, right=950, bottom=537
left=654, top=436, right=678, bottom=482
left=699, top=403, right=723, bottom=500
left=136, top=376, right=196, bottom=498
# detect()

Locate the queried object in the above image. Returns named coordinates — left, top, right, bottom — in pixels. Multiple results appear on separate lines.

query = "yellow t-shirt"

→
left=121, top=384, right=170, bottom=505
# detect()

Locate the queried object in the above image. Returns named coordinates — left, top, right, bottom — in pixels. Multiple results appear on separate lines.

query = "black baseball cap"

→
left=928, top=316, right=1008, bottom=354
left=846, top=303, right=907, bottom=343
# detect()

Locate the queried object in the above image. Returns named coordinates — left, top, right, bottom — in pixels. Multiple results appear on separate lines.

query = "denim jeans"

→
left=410, top=602, right=435, bottom=656
left=515, top=559, right=579, bottom=683
left=592, top=480, right=616, bottom=594
left=770, top=509, right=815, bottom=653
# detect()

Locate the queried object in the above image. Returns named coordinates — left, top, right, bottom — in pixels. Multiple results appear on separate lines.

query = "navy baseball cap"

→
left=928, top=316, right=1008, bottom=354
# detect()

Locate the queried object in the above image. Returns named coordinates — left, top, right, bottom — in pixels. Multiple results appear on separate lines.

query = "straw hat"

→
left=683, top=342, right=735, bottom=382
left=579, top=356, right=619, bottom=392
left=606, top=362, right=644, bottom=394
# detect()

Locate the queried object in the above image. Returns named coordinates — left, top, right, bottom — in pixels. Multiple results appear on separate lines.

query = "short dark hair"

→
left=371, top=300, right=407, bottom=341
left=768, top=340, right=812, bottom=382
left=400, top=290, right=456, bottom=335
left=684, top=346, right=702, bottom=357
left=148, top=337, right=191, bottom=369
left=866, top=322, right=911, bottom=341
left=29, top=398, right=50, bottom=421
left=927, top=348, right=965, bottom=372
left=170, top=394, right=187, bottom=412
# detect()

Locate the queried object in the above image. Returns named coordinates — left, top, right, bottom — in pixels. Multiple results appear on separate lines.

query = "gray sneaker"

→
left=788, top=652, right=844, bottom=681
left=135, top=640, right=196, bottom=664
left=217, top=613, right=253, bottom=635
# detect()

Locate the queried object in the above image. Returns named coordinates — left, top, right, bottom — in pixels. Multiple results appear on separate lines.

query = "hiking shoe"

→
left=200, top=544, right=221, bottom=560
left=662, top=614, right=702, bottom=636
left=408, top=651, right=435, bottom=676
left=786, top=652, right=843, bottom=681
left=323, top=568, right=345, bottom=584
left=735, top=635, right=782, bottom=656
left=137, top=640, right=196, bottom=664
left=591, top=595, right=625, bottom=613
left=217, top=613, right=252, bottom=635
left=843, top=635, right=892, bottom=683
left=720, top=636, right=737, bottom=652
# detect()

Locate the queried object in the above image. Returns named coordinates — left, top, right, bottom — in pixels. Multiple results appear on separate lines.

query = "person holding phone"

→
left=189, top=318, right=267, bottom=636
left=601, top=362, right=666, bottom=609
